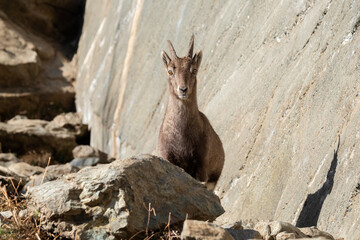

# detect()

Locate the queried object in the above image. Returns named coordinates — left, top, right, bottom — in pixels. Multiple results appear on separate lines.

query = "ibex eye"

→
left=192, top=69, right=197, bottom=74
left=168, top=70, right=173, bottom=75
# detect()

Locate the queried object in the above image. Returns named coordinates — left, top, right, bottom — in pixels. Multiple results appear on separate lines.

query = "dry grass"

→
left=0, top=159, right=62, bottom=240
left=0, top=182, right=43, bottom=239
left=129, top=203, right=181, bottom=240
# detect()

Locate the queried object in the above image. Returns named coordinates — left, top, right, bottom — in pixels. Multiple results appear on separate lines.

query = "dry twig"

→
left=40, top=157, right=51, bottom=185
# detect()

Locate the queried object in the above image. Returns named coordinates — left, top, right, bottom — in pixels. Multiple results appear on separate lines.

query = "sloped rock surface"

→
left=76, top=1, right=360, bottom=239
left=27, top=154, right=224, bottom=239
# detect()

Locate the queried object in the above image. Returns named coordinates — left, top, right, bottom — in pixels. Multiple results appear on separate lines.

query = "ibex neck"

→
left=164, top=91, right=201, bottom=127
left=168, top=93, right=199, bottom=116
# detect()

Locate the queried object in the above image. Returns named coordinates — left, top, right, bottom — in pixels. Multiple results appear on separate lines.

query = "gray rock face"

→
left=27, top=154, right=224, bottom=239
left=24, top=163, right=79, bottom=190
left=75, top=1, right=360, bottom=239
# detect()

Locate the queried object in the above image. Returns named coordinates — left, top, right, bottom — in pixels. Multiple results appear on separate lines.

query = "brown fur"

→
left=156, top=35, right=225, bottom=189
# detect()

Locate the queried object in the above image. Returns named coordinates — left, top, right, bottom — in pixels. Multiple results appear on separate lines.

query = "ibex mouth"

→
left=178, top=94, right=188, bottom=100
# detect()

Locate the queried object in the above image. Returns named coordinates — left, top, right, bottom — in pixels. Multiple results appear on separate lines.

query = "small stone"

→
left=19, top=209, right=28, bottom=219
left=181, top=220, right=234, bottom=240
left=72, top=145, right=111, bottom=164
left=70, top=157, right=100, bottom=168
left=0, top=210, right=13, bottom=219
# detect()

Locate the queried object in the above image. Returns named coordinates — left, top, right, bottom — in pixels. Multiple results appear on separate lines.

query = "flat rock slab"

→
left=0, top=114, right=86, bottom=162
left=0, top=47, right=40, bottom=87
left=0, top=80, right=75, bottom=121
left=181, top=220, right=235, bottom=240
left=27, top=154, right=224, bottom=239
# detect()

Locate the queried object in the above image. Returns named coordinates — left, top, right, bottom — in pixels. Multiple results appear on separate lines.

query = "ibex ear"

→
left=161, top=51, right=171, bottom=70
left=193, top=50, right=202, bottom=69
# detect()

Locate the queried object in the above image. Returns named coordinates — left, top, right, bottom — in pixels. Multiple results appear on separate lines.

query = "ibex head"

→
left=161, top=35, right=202, bottom=100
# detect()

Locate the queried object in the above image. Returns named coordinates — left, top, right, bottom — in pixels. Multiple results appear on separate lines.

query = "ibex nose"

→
left=179, top=87, right=188, bottom=94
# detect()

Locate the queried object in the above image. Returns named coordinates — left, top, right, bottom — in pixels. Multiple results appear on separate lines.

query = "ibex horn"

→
left=167, top=40, right=178, bottom=59
left=188, top=34, right=194, bottom=57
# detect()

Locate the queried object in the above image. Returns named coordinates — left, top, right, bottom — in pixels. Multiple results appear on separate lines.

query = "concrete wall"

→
left=76, top=1, right=360, bottom=239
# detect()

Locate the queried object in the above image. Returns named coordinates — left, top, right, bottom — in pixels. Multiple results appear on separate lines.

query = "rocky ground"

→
left=0, top=1, right=345, bottom=240
left=0, top=149, right=339, bottom=240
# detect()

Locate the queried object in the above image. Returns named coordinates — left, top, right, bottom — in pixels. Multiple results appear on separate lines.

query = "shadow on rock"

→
left=296, top=137, right=340, bottom=228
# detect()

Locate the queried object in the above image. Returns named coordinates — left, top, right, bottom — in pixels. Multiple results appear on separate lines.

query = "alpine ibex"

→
left=156, top=35, right=225, bottom=190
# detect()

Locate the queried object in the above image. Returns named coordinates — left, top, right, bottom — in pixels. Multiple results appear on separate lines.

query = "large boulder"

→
left=27, top=154, right=224, bottom=239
